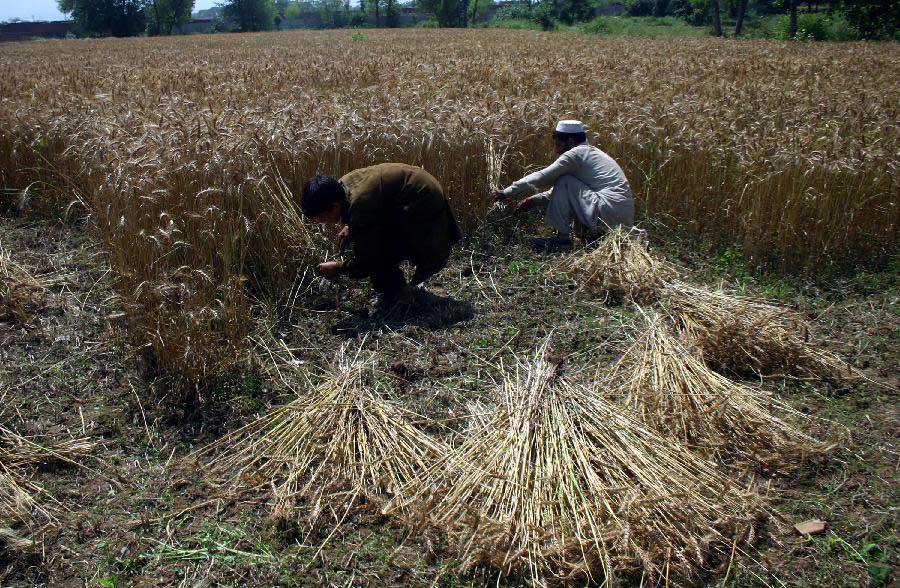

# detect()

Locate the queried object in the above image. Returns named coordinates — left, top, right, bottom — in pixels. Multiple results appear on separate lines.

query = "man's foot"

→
left=374, top=286, right=416, bottom=313
left=531, top=236, right=573, bottom=253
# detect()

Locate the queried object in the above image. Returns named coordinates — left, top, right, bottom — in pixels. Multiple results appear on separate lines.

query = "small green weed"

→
left=142, top=522, right=274, bottom=566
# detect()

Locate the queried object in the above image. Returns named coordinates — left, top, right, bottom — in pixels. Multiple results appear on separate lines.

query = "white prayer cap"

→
left=555, top=119, right=585, bottom=134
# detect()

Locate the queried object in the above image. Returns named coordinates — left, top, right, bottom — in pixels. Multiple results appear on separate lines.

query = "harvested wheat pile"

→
left=660, top=281, right=853, bottom=380
left=558, top=227, right=674, bottom=305
left=199, top=348, right=449, bottom=521
left=390, top=346, right=759, bottom=585
left=611, top=312, right=828, bottom=473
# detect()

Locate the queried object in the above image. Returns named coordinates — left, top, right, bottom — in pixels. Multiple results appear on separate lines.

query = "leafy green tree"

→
left=221, top=0, right=276, bottom=31
left=418, top=0, right=467, bottom=26
left=146, top=0, right=194, bottom=35
left=558, top=0, right=593, bottom=23
left=57, top=0, right=147, bottom=37
left=840, top=0, right=898, bottom=38
left=316, top=0, right=349, bottom=27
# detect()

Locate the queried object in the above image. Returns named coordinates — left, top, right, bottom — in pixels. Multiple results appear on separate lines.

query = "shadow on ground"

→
left=331, top=289, right=474, bottom=337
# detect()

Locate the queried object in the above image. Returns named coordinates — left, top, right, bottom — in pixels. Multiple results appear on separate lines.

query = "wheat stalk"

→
left=389, top=343, right=759, bottom=585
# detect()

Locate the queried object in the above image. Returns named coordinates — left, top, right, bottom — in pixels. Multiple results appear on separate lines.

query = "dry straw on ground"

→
left=198, top=347, right=449, bottom=521
left=0, top=241, right=66, bottom=324
left=610, top=312, right=828, bottom=472
left=389, top=345, right=759, bottom=585
left=557, top=227, right=674, bottom=304
left=660, top=281, right=853, bottom=380
left=0, top=408, right=92, bottom=549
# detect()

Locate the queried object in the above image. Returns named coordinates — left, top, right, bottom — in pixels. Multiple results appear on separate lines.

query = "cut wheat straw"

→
left=660, top=280, right=853, bottom=380
left=1, top=243, right=45, bottom=323
left=558, top=227, right=674, bottom=305
left=389, top=344, right=759, bottom=585
left=0, top=416, right=93, bottom=549
left=610, top=312, right=827, bottom=472
left=198, top=348, right=449, bottom=521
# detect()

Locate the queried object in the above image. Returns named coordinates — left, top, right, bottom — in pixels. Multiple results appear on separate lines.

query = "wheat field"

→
left=1, top=29, right=897, bottom=386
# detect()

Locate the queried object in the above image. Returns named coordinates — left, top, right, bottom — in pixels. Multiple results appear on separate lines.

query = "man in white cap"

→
left=492, top=120, right=635, bottom=251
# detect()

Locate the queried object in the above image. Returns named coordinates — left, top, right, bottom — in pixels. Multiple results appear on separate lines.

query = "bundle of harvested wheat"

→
left=199, top=348, right=449, bottom=521
left=558, top=227, right=674, bottom=305
left=611, top=313, right=827, bottom=472
left=660, top=281, right=852, bottom=380
left=390, top=346, right=758, bottom=585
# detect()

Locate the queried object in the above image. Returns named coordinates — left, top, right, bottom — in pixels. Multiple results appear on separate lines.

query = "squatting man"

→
left=492, top=119, right=635, bottom=251
left=301, top=120, right=634, bottom=310
left=301, top=163, right=461, bottom=310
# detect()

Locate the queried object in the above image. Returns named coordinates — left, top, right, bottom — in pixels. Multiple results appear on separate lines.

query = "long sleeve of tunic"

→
left=501, top=143, right=633, bottom=205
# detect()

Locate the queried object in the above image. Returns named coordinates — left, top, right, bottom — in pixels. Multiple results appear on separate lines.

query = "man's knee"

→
left=552, top=174, right=585, bottom=193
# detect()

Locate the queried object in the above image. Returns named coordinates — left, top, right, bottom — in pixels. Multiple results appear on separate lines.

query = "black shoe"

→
left=375, top=287, right=416, bottom=314
left=531, top=236, right=573, bottom=253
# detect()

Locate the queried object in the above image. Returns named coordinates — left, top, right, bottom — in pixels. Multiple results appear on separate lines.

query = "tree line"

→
left=56, top=0, right=897, bottom=39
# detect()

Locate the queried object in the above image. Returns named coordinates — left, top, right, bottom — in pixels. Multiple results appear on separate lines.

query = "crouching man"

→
left=492, top=120, right=635, bottom=252
left=302, top=163, right=461, bottom=310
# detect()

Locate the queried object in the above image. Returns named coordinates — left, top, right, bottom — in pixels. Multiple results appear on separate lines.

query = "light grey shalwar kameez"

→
left=501, top=143, right=635, bottom=234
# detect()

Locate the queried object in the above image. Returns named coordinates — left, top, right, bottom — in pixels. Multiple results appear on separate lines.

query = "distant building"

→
left=0, top=20, right=74, bottom=43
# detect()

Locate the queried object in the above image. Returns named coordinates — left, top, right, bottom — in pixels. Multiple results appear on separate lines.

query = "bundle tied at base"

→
left=557, top=227, right=674, bottom=305
left=610, top=312, right=831, bottom=473
left=661, top=280, right=855, bottom=380
left=197, top=348, right=449, bottom=522
left=387, top=346, right=760, bottom=585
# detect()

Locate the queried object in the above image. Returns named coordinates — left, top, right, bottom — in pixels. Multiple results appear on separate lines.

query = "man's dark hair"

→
left=301, top=174, right=345, bottom=217
left=553, top=130, right=587, bottom=144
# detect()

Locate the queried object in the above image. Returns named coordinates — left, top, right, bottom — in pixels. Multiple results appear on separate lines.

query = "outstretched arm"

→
left=499, top=151, right=579, bottom=199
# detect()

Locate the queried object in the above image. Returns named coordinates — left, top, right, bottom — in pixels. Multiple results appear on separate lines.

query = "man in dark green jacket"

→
left=301, top=163, right=461, bottom=308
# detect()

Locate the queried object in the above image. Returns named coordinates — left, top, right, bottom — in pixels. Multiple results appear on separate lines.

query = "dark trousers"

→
left=369, top=248, right=449, bottom=298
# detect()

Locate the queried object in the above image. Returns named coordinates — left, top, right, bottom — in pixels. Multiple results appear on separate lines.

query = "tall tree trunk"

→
left=461, top=0, right=469, bottom=26
left=734, top=0, right=748, bottom=35
left=471, top=0, right=479, bottom=24
left=710, top=0, right=723, bottom=36
left=374, top=0, right=381, bottom=26
left=788, top=0, right=798, bottom=37
left=439, top=0, right=449, bottom=26
left=149, top=0, right=161, bottom=35
left=654, top=0, right=668, bottom=17
left=386, top=0, right=394, bottom=26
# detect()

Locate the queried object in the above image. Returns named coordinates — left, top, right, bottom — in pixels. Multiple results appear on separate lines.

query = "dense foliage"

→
left=146, top=0, right=193, bottom=35
left=57, top=0, right=148, bottom=37
left=221, top=0, right=277, bottom=31
left=50, top=0, right=900, bottom=39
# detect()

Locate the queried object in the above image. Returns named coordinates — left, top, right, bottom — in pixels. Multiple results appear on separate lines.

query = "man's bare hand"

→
left=513, top=196, right=540, bottom=215
left=336, top=225, right=351, bottom=251
left=316, top=261, right=342, bottom=280
left=491, top=189, right=505, bottom=203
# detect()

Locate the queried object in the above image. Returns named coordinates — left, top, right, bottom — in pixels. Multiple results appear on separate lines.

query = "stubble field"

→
left=0, top=29, right=897, bottom=587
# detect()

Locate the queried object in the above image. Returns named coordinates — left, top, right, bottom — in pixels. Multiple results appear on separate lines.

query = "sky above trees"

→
left=0, top=0, right=217, bottom=22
